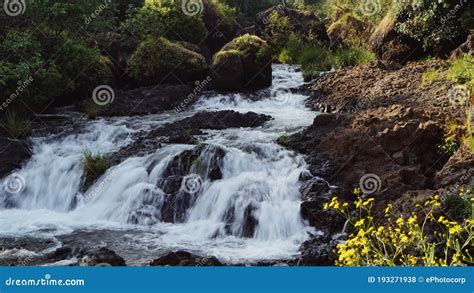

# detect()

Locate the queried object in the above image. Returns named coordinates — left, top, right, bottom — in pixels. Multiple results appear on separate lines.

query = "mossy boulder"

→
left=327, top=13, right=370, bottom=48
left=129, top=37, right=208, bottom=86
left=211, top=34, right=272, bottom=91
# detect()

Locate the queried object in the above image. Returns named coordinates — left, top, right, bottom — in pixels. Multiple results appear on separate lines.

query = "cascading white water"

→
left=0, top=65, right=317, bottom=264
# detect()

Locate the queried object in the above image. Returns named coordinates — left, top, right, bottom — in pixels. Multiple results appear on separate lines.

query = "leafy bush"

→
left=123, top=0, right=207, bottom=44
left=82, top=150, right=108, bottom=189
left=443, top=193, right=472, bottom=221
left=210, top=0, right=238, bottom=27
left=393, top=0, right=472, bottom=50
left=437, top=137, right=459, bottom=156
left=278, top=34, right=374, bottom=80
left=448, top=54, right=474, bottom=87
left=264, top=11, right=294, bottom=55
left=325, top=193, right=474, bottom=266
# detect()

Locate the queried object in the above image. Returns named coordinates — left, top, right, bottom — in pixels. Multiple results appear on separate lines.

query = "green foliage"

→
left=210, top=0, right=238, bottom=27
left=421, top=68, right=443, bottom=85
left=443, top=193, right=472, bottom=221
left=279, top=34, right=374, bottom=80
left=323, top=0, right=391, bottom=26
left=277, top=133, right=289, bottom=147
left=0, top=112, right=31, bottom=138
left=265, top=11, right=294, bottom=55
left=448, top=54, right=474, bottom=87
left=82, top=150, right=108, bottom=189
left=123, top=0, right=207, bottom=44
left=437, top=137, right=459, bottom=157
left=129, top=37, right=207, bottom=84
left=393, top=0, right=472, bottom=50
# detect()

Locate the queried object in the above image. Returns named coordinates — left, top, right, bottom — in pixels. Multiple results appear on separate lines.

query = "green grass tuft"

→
left=82, top=150, right=108, bottom=189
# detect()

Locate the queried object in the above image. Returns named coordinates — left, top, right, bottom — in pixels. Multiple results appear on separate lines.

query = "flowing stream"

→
left=0, top=65, right=317, bottom=265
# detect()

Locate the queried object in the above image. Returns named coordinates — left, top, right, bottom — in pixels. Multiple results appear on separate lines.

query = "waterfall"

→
left=0, top=64, right=317, bottom=264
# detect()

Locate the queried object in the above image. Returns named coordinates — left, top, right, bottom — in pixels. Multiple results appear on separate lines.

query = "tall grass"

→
left=0, top=112, right=31, bottom=138
left=82, top=150, right=108, bottom=189
left=278, top=34, right=374, bottom=80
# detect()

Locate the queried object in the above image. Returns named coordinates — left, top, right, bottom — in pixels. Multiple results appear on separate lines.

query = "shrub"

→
left=0, top=112, right=31, bottom=139
left=210, top=0, right=237, bottom=28
left=264, top=11, right=294, bottom=55
left=448, top=54, right=474, bottom=88
left=437, top=137, right=459, bottom=156
left=123, top=0, right=207, bottom=44
left=443, top=193, right=472, bottom=221
left=325, top=192, right=474, bottom=266
left=82, top=150, right=108, bottom=189
left=278, top=34, right=374, bottom=80
left=421, top=68, right=443, bottom=85
left=393, top=0, right=472, bottom=50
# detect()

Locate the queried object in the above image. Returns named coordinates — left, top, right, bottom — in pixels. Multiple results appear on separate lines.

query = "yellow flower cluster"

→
left=325, top=194, right=474, bottom=267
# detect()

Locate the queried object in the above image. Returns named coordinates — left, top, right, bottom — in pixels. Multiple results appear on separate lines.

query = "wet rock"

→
left=149, top=250, right=223, bottom=266
left=297, top=234, right=331, bottom=266
left=77, top=247, right=126, bottom=266
left=0, top=137, right=31, bottom=178
left=110, top=111, right=272, bottom=165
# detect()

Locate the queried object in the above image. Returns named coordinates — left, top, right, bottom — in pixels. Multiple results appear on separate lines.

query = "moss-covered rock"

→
left=327, top=13, right=371, bottom=48
left=211, top=34, right=272, bottom=91
left=129, top=37, right=208, bottom=86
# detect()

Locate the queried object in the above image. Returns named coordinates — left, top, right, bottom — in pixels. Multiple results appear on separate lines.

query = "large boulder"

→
left=129, top=37, right=208, bottom=87
left=149, top=250, right=223, bottom=266
left=368, top=13, right=420, bottom=64
left=450, top=34, right=474, bottom=60
left=211, top=34, right=272, bottom=91
left=255, top=5, right=329, bottom=44
left=327, top=13, right=370, bottom=48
